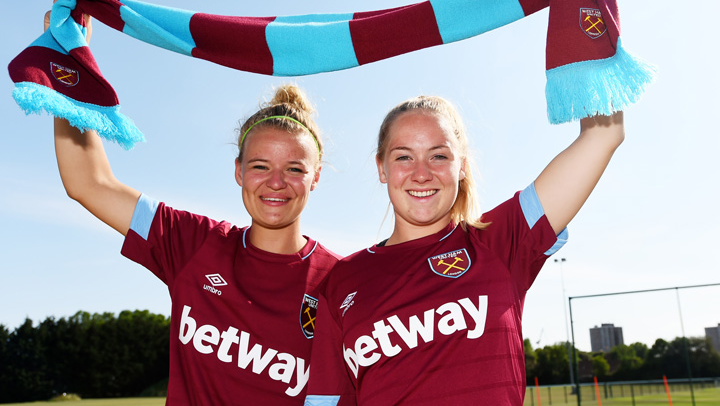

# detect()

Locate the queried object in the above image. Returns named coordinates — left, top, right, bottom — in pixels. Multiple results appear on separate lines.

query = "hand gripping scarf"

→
left=8, top=0, right=655, bottom=149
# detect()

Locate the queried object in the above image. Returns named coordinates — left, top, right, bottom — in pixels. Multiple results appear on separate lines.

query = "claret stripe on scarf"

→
left=77, top=0, right=546, bottom=75
left=8, top=0, right=655, bottom=149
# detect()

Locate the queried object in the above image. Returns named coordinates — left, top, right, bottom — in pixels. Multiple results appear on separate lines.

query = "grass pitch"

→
left=0, top=398, right=165, bottom=406
left=523, top=386, right=720, bottom=406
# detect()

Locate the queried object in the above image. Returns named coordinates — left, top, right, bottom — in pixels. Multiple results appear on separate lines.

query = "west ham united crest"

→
left=50, top=62, right=79, bottom=86
left=428, top=249, right=471, bottom=278
left=300, top=294, right=318, bottom=339
left=579, top=8, right=606, bottom=39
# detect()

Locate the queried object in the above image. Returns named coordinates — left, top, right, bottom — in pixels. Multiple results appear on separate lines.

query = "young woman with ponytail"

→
left=306, top=96, right=624, bottom=405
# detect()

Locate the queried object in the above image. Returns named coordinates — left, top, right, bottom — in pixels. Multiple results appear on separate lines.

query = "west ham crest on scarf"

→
left=300, top=294, right=318, bottom=339
left=428, top=249, right=471, bottom=278
left=579, top=8, right=606, bottom=39
left=50, top=62, right=79, bottom=86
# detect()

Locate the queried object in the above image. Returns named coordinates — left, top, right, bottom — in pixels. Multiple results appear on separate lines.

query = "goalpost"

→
left=568, top=282, right=720, bottom=406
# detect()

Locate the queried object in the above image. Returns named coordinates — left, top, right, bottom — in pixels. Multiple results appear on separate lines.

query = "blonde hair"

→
left=237, top=84, right=322, bottom=168
left=377, top=95, right=489, bottom=230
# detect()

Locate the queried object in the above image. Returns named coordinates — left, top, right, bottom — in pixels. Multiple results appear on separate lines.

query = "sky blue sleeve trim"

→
left=304, top=395, right=340, bottom=406
left=519, top=182, right=543, bottom=229
left=267, top=17, right=358, bottom=76
left=519, top=183, right=569, bottom=256
left=120, top=1, right=195, bottom=56
left=129, top=194, right=159, bottom=241
left=545, top=228, right=568, bottom=256
left=430, top=0, right=524, bottom=44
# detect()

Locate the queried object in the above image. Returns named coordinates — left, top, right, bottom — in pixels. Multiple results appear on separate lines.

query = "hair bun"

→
left=267, top=84, right=315, bottom=116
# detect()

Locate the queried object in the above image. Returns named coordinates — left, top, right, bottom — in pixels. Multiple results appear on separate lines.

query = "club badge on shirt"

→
left=428, top=249, right=471, bottom=278
left=300, top=294, right=318, bottom=339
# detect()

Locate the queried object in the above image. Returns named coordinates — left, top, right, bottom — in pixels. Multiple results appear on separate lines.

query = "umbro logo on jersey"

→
left=428, top=249, right=471, bottom=278
left=204, top=273, right=227, bottom=296
left=206, top=273, right=228, bottom=286
left=300, top=294, right=318, bottom=339
left=340, top=291, right=357, bottom=317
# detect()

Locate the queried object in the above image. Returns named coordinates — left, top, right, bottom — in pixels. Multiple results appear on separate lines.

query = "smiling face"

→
left=377, top=110, right=466, bottom=241
left=235, top=127, right=320, bottom=233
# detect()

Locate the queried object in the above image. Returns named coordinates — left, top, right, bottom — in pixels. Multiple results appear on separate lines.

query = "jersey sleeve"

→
left=478, top=183, right=568, bottom=292
left=305, top=293, right=357, bottom=406
left=120, top=194, right=223, bottom=288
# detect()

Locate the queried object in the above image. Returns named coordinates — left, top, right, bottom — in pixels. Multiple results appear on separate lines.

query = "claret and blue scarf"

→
left=8, top=0, right=655, bottom=149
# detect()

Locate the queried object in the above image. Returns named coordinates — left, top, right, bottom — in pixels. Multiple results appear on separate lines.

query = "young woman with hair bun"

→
left=306, top=95, right=624, bottom=405
left=52, top=79, right=340, bottom=404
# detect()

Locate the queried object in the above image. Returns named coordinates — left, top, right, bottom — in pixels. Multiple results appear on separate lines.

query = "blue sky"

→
left=2, top=0, right=719, bottom=353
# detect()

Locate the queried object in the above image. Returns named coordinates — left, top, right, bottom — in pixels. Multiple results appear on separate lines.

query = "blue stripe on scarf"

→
left=120, top=1, right=195, bottom=56
left=545, top=38, right=658, bottom=124
left=268, top=15, right=358, bottom=76
left=430, top=0, right=524, bottom=44
left=12, top=82, right=145, bottom=150
left=30, top=32, right=70, bottom=55
left=51, top=0, right=87, bottom=52
left=274, top=13, right=355, bottom=24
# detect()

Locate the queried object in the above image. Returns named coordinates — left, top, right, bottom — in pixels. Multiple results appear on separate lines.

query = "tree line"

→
left=0, top=310, right=170, bottom=403
left=2, top=310, right=719, bottom=402
left=525, top=336, right=720, bottom=385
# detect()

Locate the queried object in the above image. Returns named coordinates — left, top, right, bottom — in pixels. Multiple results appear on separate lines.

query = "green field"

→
left=1, top=387, right=718, bottom=405
left=0, top=398, right=165, bottom=406
left=523, top=386, right=720, bottom=406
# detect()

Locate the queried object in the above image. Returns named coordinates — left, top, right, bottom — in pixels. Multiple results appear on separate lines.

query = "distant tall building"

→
left=706, top=324, right=720, bottom=352
left=590, top=323, right=624, bottom=352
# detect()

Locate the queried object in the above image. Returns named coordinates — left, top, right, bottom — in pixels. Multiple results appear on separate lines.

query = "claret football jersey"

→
left=306, top=184, right=567, bottom=406
left=122, top=195, right=341, bottom=405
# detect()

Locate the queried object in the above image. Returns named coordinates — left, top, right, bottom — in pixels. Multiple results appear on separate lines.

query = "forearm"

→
left=54, top=117, right=140, bottom=235
left=535, top=112, right=625, bottom=234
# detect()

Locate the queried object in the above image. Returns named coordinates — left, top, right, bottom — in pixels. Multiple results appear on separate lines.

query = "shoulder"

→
left=322, top=246, right=373, bottom=287
left=476, top=185, right=549, bottom=232
left=478, top=190, right=523, bottom=225
left=335, top=245, right=374, bottom=267
left=312, top=241, right=344, bottom=262
left=130, top=194, right=243, bottom=241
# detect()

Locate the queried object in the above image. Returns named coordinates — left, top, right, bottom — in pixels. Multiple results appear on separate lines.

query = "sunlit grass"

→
left=0, top=398, right=165, bottom=406
left=523, top=385, right=720, bottom=406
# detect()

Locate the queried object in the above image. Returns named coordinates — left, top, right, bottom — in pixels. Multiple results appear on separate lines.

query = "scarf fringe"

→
left=545, top=38, right=657, bottom=124
left=12, top=82, right=145, bottom=150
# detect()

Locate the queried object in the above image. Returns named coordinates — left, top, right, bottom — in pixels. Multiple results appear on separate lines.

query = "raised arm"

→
left=47, top=8, right=139, bottom=236
left=534, top=112, right=625, bottom=235
left=54, top=120, right=140, bottom=235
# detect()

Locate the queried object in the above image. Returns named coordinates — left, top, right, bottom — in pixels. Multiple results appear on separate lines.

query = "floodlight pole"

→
left=555, top=258, right=575, bottom=389
left=675, top=288, right=696, bottom=406
left=569, top=296, right=581, bottom=406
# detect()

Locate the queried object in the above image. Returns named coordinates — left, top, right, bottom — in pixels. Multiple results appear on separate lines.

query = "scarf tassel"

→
left=546, top=38, right=657, bottom=124
left=12, top=82, right=144, bottom=150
